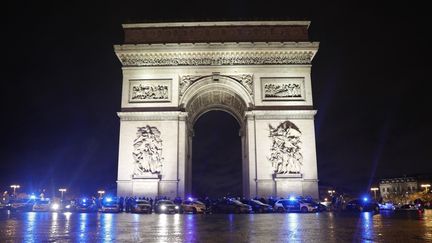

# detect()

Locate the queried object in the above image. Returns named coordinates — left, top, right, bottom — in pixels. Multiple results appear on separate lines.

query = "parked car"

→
left=379, top=202, right=395, bottom=210
left=395, top=204, right=424, bottom=212
left=181, top=199, right=207, bottom=214
left=211, top=198, right=252, bottom=214
left=32, top=199, right=51, bottom=212
left=7, top=198, right=35, bottom=212
left=274, top=198, right=318, bottom=213
left=100, top=197, right=121, bottom=213
left=154, top=200, right=179, bottom=214
left=62, top=200, right=77, bottom=212
left=344, top=198, right=379, bottom=213
left=241, top=199, right=273, bottom=213
left=130, top=199, right=152, bottom=214
left=75, top=198, right=98, bottom=213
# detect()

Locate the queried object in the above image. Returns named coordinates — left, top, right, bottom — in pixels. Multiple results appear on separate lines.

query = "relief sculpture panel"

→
left=268, top=121, right=303, bottom=175
left=129, top=79, right=170, bottom=103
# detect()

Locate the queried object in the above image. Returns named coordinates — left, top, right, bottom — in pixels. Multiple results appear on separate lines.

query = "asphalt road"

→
left=0, top=210, right=431, bottom=242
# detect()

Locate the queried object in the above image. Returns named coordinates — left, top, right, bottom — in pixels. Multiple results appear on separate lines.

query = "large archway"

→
left=181, top=75, right=251, bottom=197
left=192, top=110, right=242, bottom=198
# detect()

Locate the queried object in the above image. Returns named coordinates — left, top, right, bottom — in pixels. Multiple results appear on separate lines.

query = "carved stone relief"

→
left=268, top=121, right=303, bottom=174
left=129, top=80, right=170, bottom=103
left=119, top=51, right=314, bottom=67
left=261, top=77, right=305, bottom=101
left=180, top=74, right=253, bottom=99
left=132, top=126, right=163, bottom=175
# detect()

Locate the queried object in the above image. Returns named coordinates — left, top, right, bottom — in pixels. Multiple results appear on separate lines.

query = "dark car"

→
left=130, top=199, right=152, bottom=214
left=344, top=198, right=379, bottom=213
left=241, top=199, right=273, bottom=213
left=395, top=204, right=424, bottom=213
left=212, top=198, right=252, bottom=214
left=75, top=198, right=98, bottom=213
left=154, top=200, right=179, bottom=214
left=7, top=198, right=35, bottom=212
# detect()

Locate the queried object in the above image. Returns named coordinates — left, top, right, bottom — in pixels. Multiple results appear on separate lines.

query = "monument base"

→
left=117, top=173, right=161, bottom=197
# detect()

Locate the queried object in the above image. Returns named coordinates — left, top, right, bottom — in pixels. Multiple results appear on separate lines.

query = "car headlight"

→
left=175, top=206, right=179, bottom=209
left=160, top=205, right=166, bottom=210
left=65, top=205, right=71, bottom=209
left=51, top=203, right=60, bottom=211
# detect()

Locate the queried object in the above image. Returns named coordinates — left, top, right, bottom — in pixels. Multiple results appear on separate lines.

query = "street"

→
left=0, top=210, right=431, bottom=242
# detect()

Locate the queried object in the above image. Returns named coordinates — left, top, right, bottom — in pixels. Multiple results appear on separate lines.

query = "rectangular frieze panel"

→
left=261, top=77, right=305, bottom=101
left=128, top=79, right=171, bottom=103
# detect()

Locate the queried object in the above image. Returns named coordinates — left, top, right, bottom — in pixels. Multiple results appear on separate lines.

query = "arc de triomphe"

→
left=115, top=21, right=319, bottom=199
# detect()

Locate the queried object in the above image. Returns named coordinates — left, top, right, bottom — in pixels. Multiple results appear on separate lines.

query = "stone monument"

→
left=115, top=21, right=319, bottom=199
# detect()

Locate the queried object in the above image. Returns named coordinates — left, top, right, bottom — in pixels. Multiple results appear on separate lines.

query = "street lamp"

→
left=370, top=187, right=379, bottom=199
left=10, top=185, right=20, bottom=196
left=328, top=190, right=336, bottom=197
left=421, top=184, right=431, bottom=193
left=97, top=190, right=105, bottom=198
left=59, top=188, right=67, bottom=201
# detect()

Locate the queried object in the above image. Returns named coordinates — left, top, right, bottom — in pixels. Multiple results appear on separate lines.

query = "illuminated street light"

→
left=10, top=185, right=20, bottom=196
left=370, top=187, right=379, bottom=199
left=97, top=190, right=105, bottom=198
left=327, top=190, right=336, bottom=196
left=59, top=188, right=67, bottom=201
left=421, top=184, right=431, bottom=192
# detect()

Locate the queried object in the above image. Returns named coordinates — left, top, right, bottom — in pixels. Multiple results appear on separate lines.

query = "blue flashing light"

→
left=363, top=197, right=368, bottom=202
left=82, top=198, right=87, bottom=203
left=106, top=197, right=112, bottom=202
left=289, top=196, right=296, bottom=201
left=188, top=197, right=193, bottom=201
left=30, top=195, right=36, bottom=200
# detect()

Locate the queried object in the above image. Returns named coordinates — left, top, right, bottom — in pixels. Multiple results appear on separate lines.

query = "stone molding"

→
left=245, top=110, right=317, bottom=119
left=123, top=21, right=311, bottom=28
left=115, top=42, right=318, bottom=66
left=117, top=111, right=186, bottom=121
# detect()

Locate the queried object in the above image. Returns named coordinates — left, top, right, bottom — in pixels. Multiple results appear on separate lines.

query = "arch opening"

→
left=191, top=110, right=242, bottom=198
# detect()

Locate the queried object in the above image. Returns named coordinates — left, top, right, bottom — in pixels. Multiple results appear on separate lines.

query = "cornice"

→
left=123, top=21, right=311, bottom=29
left=115, top=43, right=317, bottom=67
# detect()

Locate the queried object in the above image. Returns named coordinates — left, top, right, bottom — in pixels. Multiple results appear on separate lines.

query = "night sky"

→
left=2, top=1, right=431, bottom=197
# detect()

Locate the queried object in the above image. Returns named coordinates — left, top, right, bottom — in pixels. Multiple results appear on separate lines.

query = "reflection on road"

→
left=0, top=210, right=430, bottom=242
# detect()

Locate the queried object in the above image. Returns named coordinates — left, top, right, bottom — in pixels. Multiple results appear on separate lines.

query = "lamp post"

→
left=97, top=190, right=105, bottom=198
left=370, top=187, right=379, bottom=199
left=59, top=188, right=67, bottom=201
left=10, top=185, right=20, bottom=196
left=421, top=184, right=431, bottom=193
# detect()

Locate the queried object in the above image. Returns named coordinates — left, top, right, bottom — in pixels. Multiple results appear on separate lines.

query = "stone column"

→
left=177, top=112, right=188, bottom=198
left=245, top=112, right=257, bottom=198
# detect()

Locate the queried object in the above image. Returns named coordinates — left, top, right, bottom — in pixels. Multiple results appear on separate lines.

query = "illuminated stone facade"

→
left=115, top=21, right=319, bottom=199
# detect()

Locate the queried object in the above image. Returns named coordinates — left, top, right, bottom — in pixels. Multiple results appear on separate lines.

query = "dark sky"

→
left=1, top=1, right=431, bottom=197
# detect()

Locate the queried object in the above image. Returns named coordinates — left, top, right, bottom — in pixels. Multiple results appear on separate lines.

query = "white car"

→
left=32, top=199, right=51, bottom=212
left=181, top=200, right=207, bottom=214
left=274, top=198, right=318, bottom=213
